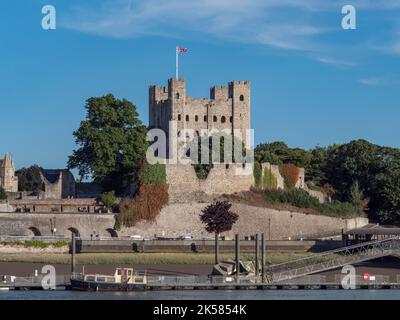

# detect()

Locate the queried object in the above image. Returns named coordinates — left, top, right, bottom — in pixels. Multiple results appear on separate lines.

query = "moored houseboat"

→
left=70, top=268, right=147, bottom=291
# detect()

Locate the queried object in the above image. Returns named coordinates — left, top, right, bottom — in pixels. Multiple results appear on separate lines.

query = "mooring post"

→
left=71, top=232, right=76, bottom=274
left=255, top=234, right=259, bottom=278
left=235, top=234, right=240, bottom=284
left=215, top=233, right=219, bottom=265
left=261, top=233, right=266, bottom=283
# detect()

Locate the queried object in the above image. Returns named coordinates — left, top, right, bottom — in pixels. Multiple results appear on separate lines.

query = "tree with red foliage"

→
left=200, top=201, right=238, bottom=264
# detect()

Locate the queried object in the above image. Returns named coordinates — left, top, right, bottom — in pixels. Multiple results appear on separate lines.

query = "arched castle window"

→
left=178, top=114, right=181, bottom=121
left=195, top=115, right=198, bottom=122
left=204, top=115, right=207, bottom=122
left=239, top=94, right=244, bottom=101
left=186, top=115, right=189, bottom=121
left=213, top=116, right=217, bottom=122
left=221, top=116, right=226, bottom=123
left=230, top=116, right=232, bottom=123
left=176, top=92, right=180, bottom=99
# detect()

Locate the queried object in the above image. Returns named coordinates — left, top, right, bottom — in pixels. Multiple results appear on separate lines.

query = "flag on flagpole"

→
left=176, top=47, right=188, bottom=79
left=177, top=47, right=188, bottom=53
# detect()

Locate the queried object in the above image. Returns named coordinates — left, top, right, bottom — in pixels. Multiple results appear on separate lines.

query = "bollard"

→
left=235, top=234, right=240, bottom=284
left=255, top=234, right=259, bottom=278
left=261, top=233, right=266, bottom=283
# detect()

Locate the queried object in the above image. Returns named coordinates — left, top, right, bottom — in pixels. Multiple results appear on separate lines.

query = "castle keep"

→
left=0, top=154, right=18, bottom=193
left=149, top=78, right=251, bottom=153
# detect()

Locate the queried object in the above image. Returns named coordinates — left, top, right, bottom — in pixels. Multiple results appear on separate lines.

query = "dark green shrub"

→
left=139, top=162, right=166, bottom=184
left=253, top=162, right=262, bottom=189
left=0, top=187, right=7, bottom=200
left=101, top=191, right=116, bottom=209
left=264, top=188, right=358, bottom=217
left=263, top=167, right=278, bottom=190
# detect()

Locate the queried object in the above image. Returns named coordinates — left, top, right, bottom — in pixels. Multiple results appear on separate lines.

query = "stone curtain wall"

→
left=119, top=202, right=369, bottom=240
left=166, top=163, right=254, bottom=202
left=0, top=213, right=115, bottom=238
left=0, top=204, right=368, bottom=239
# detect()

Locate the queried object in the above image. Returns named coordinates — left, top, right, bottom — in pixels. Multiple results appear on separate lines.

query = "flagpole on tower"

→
left=175, top=46, right=179, bottom=80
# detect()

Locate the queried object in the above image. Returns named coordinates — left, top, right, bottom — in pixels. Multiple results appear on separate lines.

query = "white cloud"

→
left=60, top=0, right=329, bottom=51
left=314, top=57, right=356, bottom=67
left=359, top=77, right=383, bottom=86
left=60, top=0, right=400, bottom=53
left=359, top=76, right=400, bottom=86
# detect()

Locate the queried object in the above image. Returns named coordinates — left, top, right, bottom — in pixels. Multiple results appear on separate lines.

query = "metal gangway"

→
left=266, top=237, right=400, bottom=283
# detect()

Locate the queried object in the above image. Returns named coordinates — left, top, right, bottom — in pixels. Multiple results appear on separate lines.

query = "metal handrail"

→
left=266, top=237, right=400, bottom=283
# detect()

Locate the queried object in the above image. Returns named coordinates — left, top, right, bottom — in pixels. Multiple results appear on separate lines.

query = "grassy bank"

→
left=0, top=240, right=68, bottom=248
left=0, top=252, right=310, bottom=265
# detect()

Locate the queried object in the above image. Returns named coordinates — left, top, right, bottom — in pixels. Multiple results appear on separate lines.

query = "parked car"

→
left=180, top=234, right=193, bottom=240
left=129, top=235, right=144, bottom=240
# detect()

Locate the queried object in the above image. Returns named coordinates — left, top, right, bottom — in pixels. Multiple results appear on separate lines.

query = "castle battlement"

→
left=149, top=78, right=251, bottom=150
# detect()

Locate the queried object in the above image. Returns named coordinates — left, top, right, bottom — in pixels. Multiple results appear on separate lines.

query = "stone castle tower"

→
left=0, top=154, right=18, bottom=193
left=149, top=78, right=251, bottom=158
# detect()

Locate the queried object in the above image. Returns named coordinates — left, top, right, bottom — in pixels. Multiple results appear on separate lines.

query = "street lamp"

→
left=50, top=217, right=57, bottom=236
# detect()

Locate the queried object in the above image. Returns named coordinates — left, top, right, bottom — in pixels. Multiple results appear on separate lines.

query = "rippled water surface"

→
left=0, top=290, right=399, bottom=300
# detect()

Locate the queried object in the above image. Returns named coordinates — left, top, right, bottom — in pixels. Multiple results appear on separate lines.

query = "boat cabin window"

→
left=86, top=276, right=95, bottom=281
left=97, top=277, right=106, bottom=282
left=127, top=270, right=132, bottom=276
left=116, top=269, right=122, bottom=275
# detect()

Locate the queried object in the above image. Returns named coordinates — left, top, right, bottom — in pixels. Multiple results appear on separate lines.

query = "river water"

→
left=0, top=290, right=399, bottom=300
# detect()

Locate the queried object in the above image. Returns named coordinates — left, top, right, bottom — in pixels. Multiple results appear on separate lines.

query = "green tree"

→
left=0, top=186, right=7, bottom=200
left=101, top=191, right=116, bottom=212
left=15, top=165, right=43, bottom=193
left=68, top=94, right=148, bottom=193
left=349, top=180, right=362, bottom=207
left=324, top=140, right=382, bottom=202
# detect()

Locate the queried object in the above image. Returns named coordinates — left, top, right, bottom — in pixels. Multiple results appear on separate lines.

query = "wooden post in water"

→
left=255, top=234, right=259, bottom=278
left=215, top=233, right=219, bottom=265
left=261, top=233, right=266, bottom=283
left=235, top=234, right=240, bottom=284
left=71, top=232, right=76, bottom=274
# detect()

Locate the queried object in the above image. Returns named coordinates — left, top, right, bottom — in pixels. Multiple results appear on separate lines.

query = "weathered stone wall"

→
left=166, top=163, right=254, bottom=202
left=40, top=170, right=76, bottom=199
left=118, top=202, right=369, bottom=240
left=9, top=198, right=104, bottom=214
left=0, top=213, right=115, bottom=238
left=0, top=154, right=18, bottom=193
left=261, top=163, right=285, bottom=189
left=0, top=203, right=369, bottom=240
left=0, top=202, right=14, bottom=213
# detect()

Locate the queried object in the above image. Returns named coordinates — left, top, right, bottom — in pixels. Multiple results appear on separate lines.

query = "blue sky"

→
left=1, top=0, right=400, bottom=170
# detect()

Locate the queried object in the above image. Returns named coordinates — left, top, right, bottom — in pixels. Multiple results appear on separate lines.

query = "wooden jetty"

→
left=2, top=274, right=400, bottom=291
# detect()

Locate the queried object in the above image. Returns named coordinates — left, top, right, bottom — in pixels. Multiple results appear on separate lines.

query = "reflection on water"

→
left=0, top=290, right=398, bottom=300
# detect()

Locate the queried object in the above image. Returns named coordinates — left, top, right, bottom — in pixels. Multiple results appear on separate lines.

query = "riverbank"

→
left=0, top=252, right=309, bottom=265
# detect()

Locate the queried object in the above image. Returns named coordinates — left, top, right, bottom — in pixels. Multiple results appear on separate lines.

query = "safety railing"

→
left=266, top=237, right=400, bottom=283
